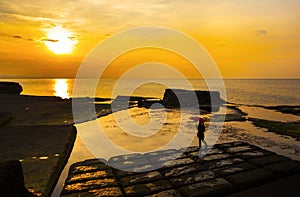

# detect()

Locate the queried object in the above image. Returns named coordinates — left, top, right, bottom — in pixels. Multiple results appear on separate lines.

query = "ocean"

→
left=1, top=78, right=299, bottom=106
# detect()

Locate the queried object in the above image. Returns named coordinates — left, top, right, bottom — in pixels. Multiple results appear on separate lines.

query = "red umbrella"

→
left=189, top=116, right=206, bottom=122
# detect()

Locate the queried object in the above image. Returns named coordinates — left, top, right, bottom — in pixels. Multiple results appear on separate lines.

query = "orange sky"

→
left=0, top=0, right=300, bottom=78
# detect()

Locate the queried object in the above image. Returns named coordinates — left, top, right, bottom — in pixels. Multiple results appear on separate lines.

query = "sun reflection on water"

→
left=54, top=79, right=70, bottom=99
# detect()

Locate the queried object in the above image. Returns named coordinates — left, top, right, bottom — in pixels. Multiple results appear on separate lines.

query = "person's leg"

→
left=198, top=137, right=202, bottom=149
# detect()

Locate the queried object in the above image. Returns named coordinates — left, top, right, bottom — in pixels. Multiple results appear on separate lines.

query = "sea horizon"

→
left=1, top=76, right=300, bottom=80
left=1, top=78, right=299, bottom=106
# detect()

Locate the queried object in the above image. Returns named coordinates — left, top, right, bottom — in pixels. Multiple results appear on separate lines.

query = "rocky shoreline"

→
left=1, top=82, right=300, bottom=196
left=0, top=82, right=113, bottom=196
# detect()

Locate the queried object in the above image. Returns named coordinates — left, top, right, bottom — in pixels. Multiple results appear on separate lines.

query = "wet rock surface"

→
left=61, top=141, right=300, bottom=196
left=0, top=112, right=13, bottom=126
left=0, top=94, right=112, bottom=125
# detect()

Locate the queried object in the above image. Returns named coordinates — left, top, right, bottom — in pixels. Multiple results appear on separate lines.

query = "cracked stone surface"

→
left=61, top=141, right=300, bottom=196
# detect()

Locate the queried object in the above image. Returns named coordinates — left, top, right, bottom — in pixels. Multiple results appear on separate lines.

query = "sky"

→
left=0, top=0, right=299, bottom=79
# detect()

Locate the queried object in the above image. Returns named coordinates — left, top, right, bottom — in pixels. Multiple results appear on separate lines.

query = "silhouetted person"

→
left=197, top=120, right=207, bottom=151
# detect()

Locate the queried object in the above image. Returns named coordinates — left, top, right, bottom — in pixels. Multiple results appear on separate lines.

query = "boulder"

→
left=0, top=82, right=23, bottom=94
left=0, top=160, right=34, bottom=196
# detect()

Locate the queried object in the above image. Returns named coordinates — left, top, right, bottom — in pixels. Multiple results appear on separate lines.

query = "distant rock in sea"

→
left=0, top=82, right=23, bottom=94
left=162, top=89, right=225, bottom=111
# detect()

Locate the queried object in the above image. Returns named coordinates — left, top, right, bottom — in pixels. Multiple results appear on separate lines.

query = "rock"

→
left=248, top=155, right=288, bottom=167
left=144, top=189, right=182, bottom=197
left=0, top=82, right=23, bottom=94
left=212, top=162, right=256, bottom=177
left=178, top=178, right=234, bottom=197
left=0, top=125, right=77, bottom=196
left=0, top=112, right=13, bottom=126
left=61, top=187, right=123, bottom=197
left=62, top=178, right=118, bottom=195
left=123, top=180, right=173, bottom=196
left=0, top=160, right=34, bottom=197
left=170, top=170, right=216, bottom=187
left=225, top=169, right=273, bottom=190
left=162, top=89, right=225, bottom=111
left=65, top=169, right=115, bottom=184
left=263, top=160, right=300, bottom=177
left=61, top=142, right=300, bottom=196
left=161, top=163, right=207, bottom=178
left=120, top=171, right=164, bottom=187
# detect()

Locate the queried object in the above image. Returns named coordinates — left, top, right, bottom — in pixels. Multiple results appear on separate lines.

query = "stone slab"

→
left=170, top=170, right=216, bottom=187
left=263, top=160, right=300, bottom=177
left=225, top=173, right=300, bottom=197
left=212, top=162, right=256, bottom=177
left=225, top=169, right=273, bottom=189
left=123, top=180, right=173, bottom=197
left=120, top=171, right=164, bottom=187
left=62, top=178, right=118, bottom=195
left=248, top=154, right=288, bottom=166
left=61, top=141, right=300, bottom=196
left=178, top=178, right=235, bottom=197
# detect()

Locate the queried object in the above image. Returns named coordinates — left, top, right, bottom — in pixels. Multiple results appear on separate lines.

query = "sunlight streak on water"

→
left=54, top=79, right=70, bottom=99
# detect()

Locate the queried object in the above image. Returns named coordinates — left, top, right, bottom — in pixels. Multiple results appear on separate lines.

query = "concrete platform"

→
left=60, top=141, right=300, bottom=196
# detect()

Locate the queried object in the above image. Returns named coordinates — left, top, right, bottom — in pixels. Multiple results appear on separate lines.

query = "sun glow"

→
left=44, top=26, right=77, bottom=54
left=54, top=79, right=70, bottom=99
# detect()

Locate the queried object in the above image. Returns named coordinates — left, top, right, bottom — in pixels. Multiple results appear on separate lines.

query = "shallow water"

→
left=239, top=106, right=300, bottom=122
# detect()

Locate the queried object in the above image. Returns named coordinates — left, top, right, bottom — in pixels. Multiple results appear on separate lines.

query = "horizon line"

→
left=0, top=76, right=300, bottom=80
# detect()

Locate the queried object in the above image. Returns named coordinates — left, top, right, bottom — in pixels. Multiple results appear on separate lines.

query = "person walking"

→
left=197, top=118, right=208, bottom=151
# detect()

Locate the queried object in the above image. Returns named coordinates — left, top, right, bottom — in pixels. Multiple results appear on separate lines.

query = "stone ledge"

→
left=61, top=142, right=300, bottom=196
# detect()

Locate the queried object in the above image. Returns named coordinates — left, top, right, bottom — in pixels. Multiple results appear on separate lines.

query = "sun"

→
left=44, top=26, right=77, bottom=55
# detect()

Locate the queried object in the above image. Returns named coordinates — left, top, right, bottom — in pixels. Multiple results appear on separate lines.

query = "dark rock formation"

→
left=0, top=125, right=77, bottom=196
left=0, top=82, right=23, bottom=94
left=162, top=89, right=225, bottom=111
left=0, top=160, right=34, bottom=197
left=112, top=96, right=161, bottom=110
left=111, top=89, right=225, bottom=112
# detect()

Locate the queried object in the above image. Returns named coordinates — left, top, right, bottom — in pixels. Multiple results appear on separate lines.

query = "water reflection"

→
left=54, top=79, right=70, bottom=99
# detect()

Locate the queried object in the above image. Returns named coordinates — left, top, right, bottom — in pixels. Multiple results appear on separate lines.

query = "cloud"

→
left=10, top=35, right=34, bottom=41
left=67, top=36, right=76, bottom=40
left=41, top=38, right=59, bottom=42
left=13, top=35, right=22, bottom=39
left=256, top=29, right=268, bottom=36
